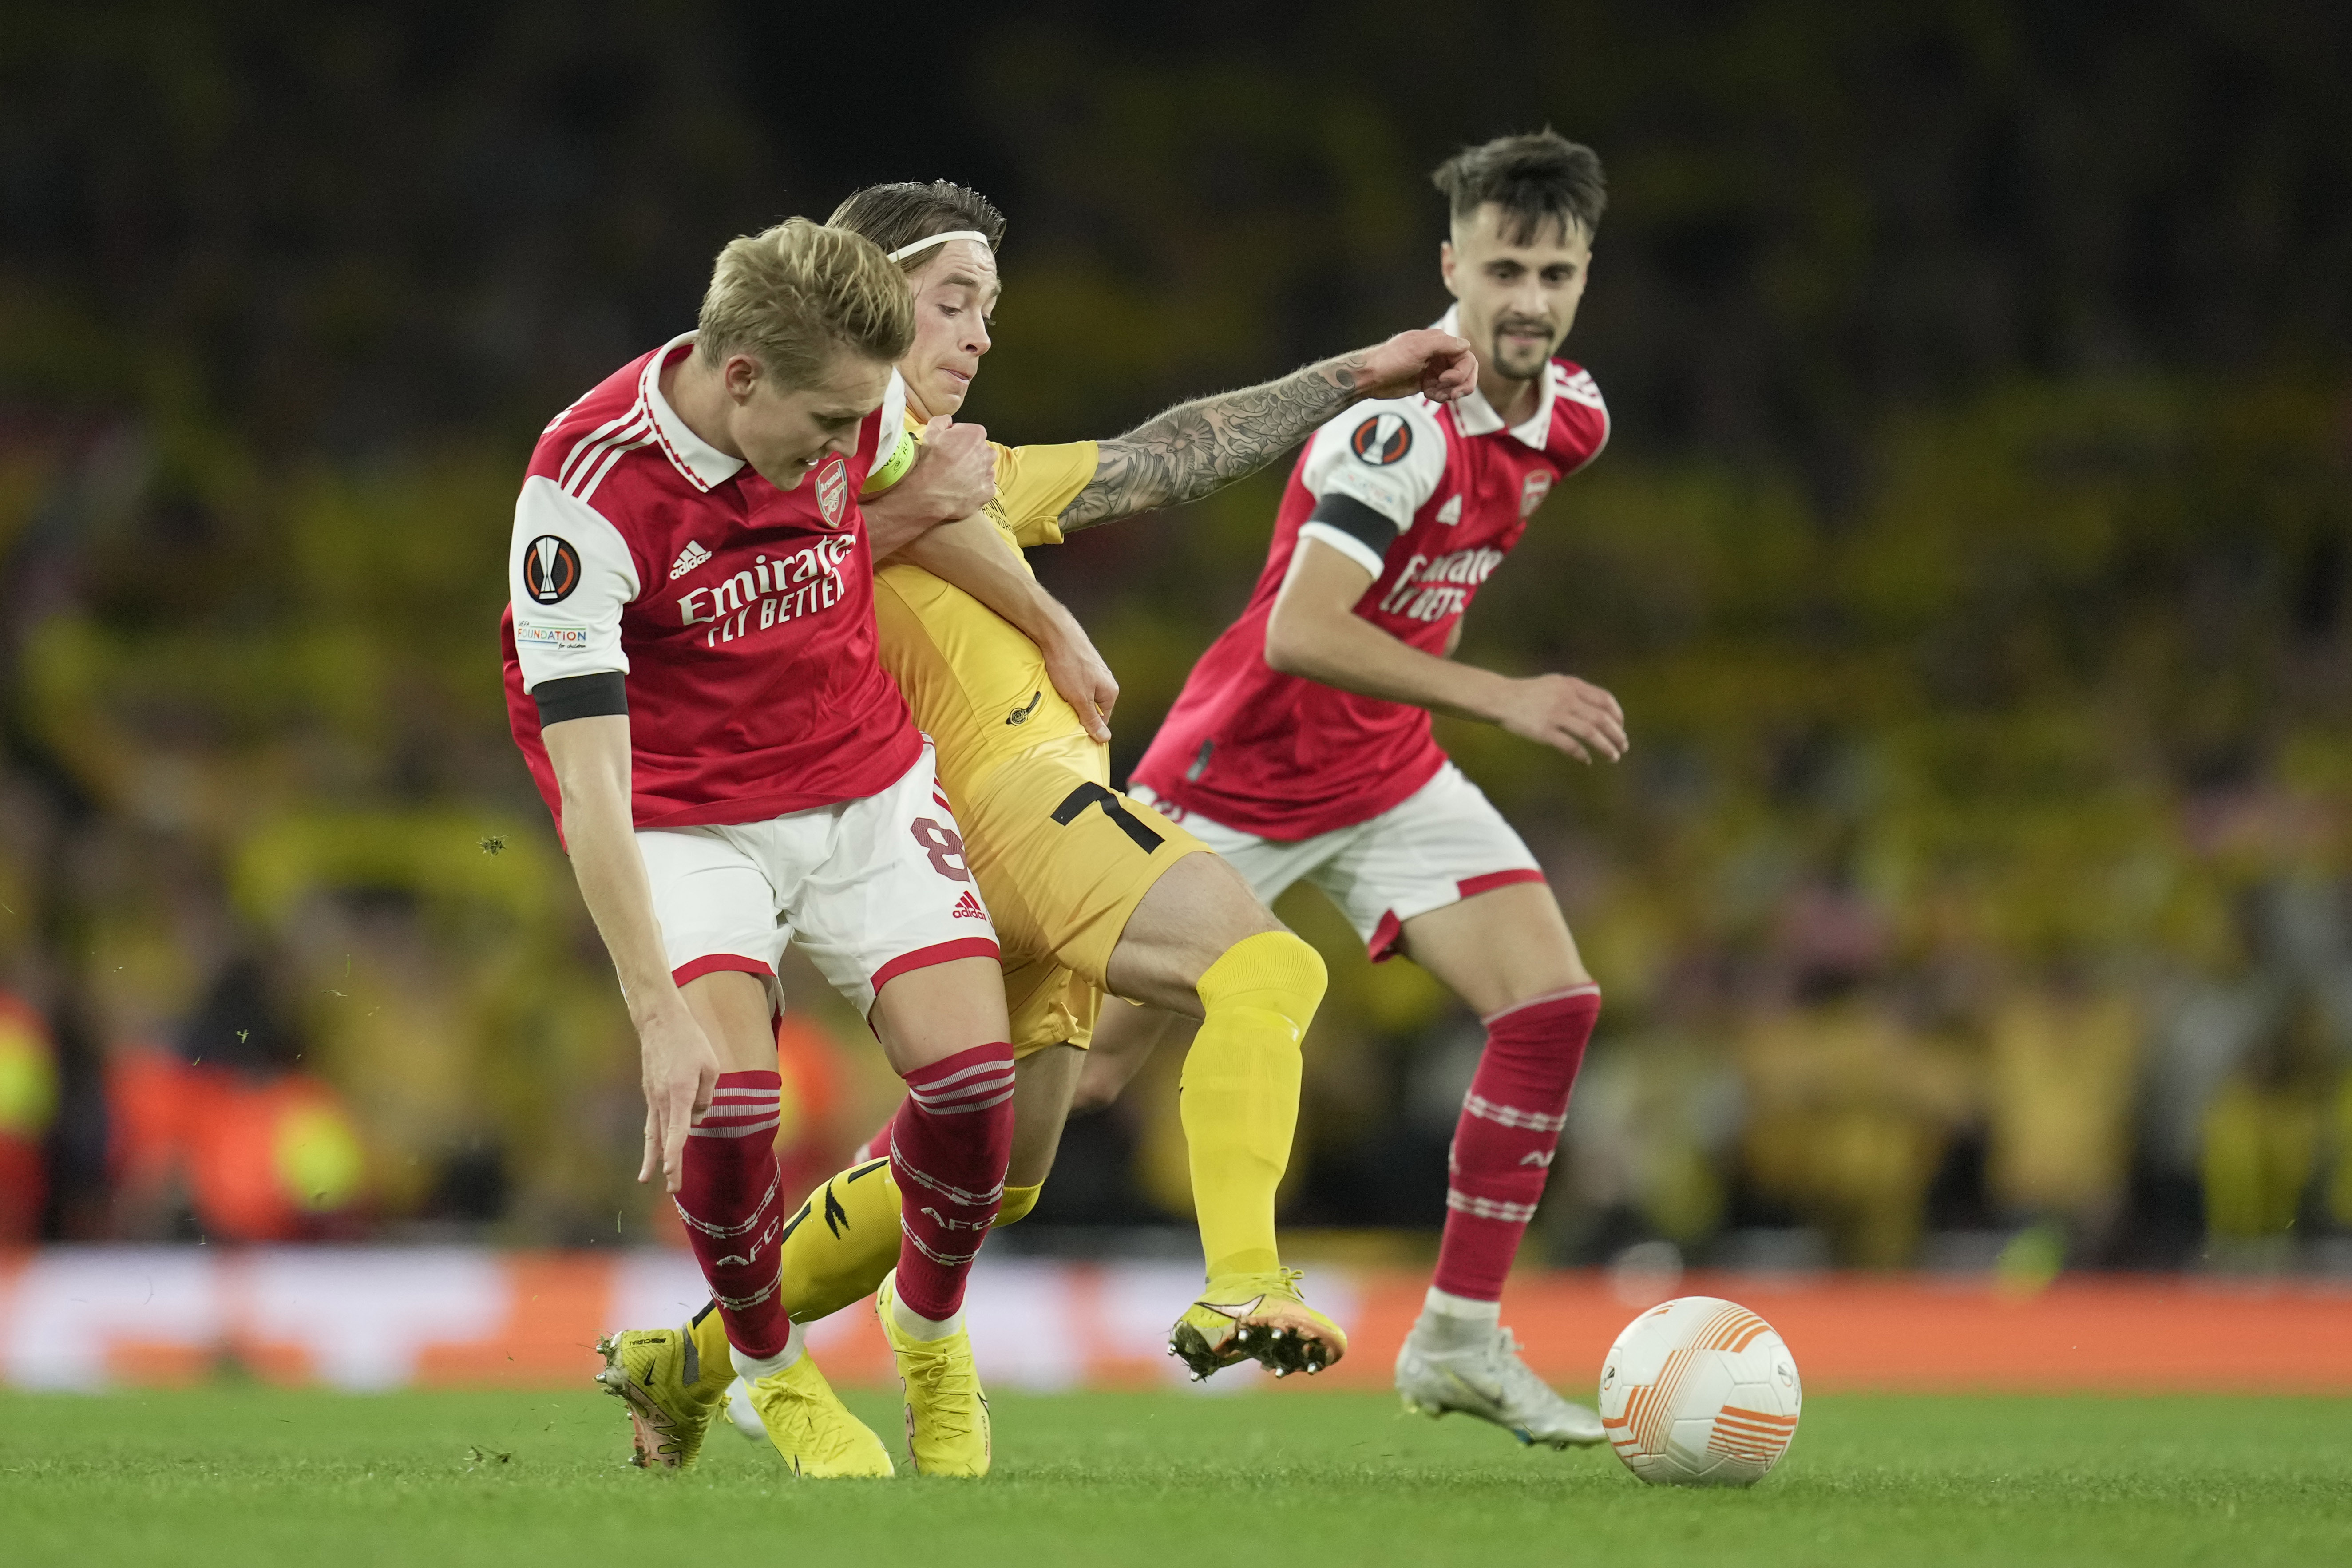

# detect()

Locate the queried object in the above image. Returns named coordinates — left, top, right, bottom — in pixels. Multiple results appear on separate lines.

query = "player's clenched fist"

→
left=864, top=416, right=999, bottom=557
left=1493, top=672, right=1627, bottom=764
left=1353, top=329, right=1479, bottom=405
left=916, top=416, right=997, bottom=516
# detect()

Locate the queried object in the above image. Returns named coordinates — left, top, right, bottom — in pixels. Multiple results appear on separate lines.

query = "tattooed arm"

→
left=1055, top=327, right=1475, bottom=532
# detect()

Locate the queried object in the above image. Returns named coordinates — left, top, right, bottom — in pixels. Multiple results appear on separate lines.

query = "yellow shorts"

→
left=954, top=730, right=1210, bottom=1057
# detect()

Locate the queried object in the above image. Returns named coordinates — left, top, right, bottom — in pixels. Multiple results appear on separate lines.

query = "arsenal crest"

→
left=814, top=456, right=849, bottom=529
left=1519, top=470, right=1554, bottom=518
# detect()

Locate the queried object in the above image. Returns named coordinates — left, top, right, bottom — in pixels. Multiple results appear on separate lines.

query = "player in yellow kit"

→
left=596, top=182, right=1474, bottom=1473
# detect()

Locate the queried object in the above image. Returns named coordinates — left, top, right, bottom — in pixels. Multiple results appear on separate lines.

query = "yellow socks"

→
left=1181, top=931, right=1326, bottom=1279
left=777, top=1159, right=899, bottom=1323
left=997, top=1180, right=1043, bottom=1227
left=777, top=1156, right=1045, bottom=1323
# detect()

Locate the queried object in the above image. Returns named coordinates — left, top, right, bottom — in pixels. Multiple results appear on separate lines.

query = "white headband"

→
left=886, top=229, right=992, bottom=264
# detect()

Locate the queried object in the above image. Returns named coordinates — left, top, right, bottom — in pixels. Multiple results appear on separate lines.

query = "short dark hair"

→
left=1431, top=131, right=1607, bottom=245
left=826, top=181, right=1008, bottom=273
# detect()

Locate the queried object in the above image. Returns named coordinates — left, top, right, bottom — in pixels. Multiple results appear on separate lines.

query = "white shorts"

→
left=637, top=740, right=999, bottom=1015
left=1129, top=763, right=1544, bottom=962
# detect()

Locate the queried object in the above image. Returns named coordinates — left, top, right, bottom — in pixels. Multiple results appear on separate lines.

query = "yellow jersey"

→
left=871, top=419, right=1101, bottom=802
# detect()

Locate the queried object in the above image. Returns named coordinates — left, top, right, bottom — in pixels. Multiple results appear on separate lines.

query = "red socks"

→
left=675, top=1069, right=792, bottom=1358
left=887, top=1041, right=1016, bottom=1320
left=1432, top=986, right=1601, bottom=1302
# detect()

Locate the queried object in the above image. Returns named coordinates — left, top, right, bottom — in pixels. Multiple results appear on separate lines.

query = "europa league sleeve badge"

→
left=522, top=535, right=582, bottom=603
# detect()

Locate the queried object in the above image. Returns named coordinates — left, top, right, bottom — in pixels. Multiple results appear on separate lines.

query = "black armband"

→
left=1306, top=491, right=1401, bottom=554
left=532, top=671, right=628, bottom=726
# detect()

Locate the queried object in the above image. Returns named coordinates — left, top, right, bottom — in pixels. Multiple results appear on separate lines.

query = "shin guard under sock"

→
left=888, top=1041, right=1016, bottom=1321
left=1181, top=931, right=1326, bottom=1280
left=1432, top=985, right=1600, bottom=1302
left=675, top=1069, right=792, bottom=1358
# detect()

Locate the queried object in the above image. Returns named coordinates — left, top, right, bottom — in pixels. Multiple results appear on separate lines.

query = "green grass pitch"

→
left=1, top=1386, right=2345, bottom=1567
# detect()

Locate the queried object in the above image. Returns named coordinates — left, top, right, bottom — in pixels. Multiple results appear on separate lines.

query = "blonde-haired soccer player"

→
left=605, top=186, right=1476, bottom=1474
left=515, top=218, right=1029, bottom=1479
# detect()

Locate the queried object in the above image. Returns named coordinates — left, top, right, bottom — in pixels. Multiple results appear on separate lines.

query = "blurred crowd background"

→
left=3, top=1, right=2348, bottom=1277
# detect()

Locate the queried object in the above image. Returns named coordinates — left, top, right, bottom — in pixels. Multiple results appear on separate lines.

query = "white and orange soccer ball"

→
left=1597, top=1295, right=1801, bottom=1486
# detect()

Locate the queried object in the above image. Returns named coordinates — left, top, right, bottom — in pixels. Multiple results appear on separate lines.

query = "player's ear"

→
left=722, top=352, right=765, bottom=404
left=1439, top=239, right=1461, bottom=298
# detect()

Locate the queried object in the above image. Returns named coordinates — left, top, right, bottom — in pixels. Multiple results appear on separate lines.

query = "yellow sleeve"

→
left=989, top=441, right=1099, bottom=548
left=861, top=427, right=919, bottom=496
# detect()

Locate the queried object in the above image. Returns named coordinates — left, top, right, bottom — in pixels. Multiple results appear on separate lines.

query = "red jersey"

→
left=501, top=332, right=919, bottom=833
left=1132, top=320, right=1608, bottom=839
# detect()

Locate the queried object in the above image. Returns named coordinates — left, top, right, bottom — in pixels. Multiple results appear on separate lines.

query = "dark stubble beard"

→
left=1488, top=317, right=1559, bottom=384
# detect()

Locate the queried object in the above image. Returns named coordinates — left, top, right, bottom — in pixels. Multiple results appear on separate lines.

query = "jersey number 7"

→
left=1052, top=783, right=1164, bottom=854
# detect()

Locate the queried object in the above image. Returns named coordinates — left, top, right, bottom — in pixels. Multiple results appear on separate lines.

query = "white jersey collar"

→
left=1433, top=306, right=1557, bottom=450
left=641, top=331, right=746, bottom=491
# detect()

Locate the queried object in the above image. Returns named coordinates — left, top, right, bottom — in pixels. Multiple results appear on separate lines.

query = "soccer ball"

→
left=1596, top=1295, right=1801, bottom=1486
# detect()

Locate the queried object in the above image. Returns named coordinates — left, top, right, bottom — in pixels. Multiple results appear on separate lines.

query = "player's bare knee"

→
left=1071, top=1043, right=1152, bottom=1115
left=1070, top=1046, right=1141, bottom=1114
left=869, top=955, right=1015, bottom=1074
left=1198, top=870, right=1286, bottom=942
left=1011, top=1042, right=1081, bottom=1141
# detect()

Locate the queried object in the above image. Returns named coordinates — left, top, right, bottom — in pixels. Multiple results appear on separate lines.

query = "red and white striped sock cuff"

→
left=689, top=1070, right=783, bottom=1140
left=903, top=1051, right=1016, bottom=1117
left=1479, top=982, right=1601, bottom=1027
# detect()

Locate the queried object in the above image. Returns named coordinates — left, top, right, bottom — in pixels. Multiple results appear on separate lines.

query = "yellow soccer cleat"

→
left=742, top=1350, right=897, bottom=1479
left=1168, top=1267, right=1349, bottom=1382
left=594, top=1308, right=733, bottom=1469
left=875, top=1269, right=991, bottom=1477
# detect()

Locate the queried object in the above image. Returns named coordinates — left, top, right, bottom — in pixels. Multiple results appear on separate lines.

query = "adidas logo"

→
left=1435, top=494, right=1463, bottom=526
left=668, top=540, right=711, bottom=580
left=950, top=891, right=987, bottom=921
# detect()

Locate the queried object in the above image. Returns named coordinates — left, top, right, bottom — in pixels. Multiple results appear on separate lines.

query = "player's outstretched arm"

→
left=542, top=713, right=721, bottom=1192
left=888, top=517, right=1120, bottom=741
left=1264, top=539, right=1629, bottom=763
left=1056, top=329, right=1476, bottom=533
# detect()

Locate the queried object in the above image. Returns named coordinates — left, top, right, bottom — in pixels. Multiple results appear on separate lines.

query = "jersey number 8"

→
left=909, top=818, right=972, bottom=882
